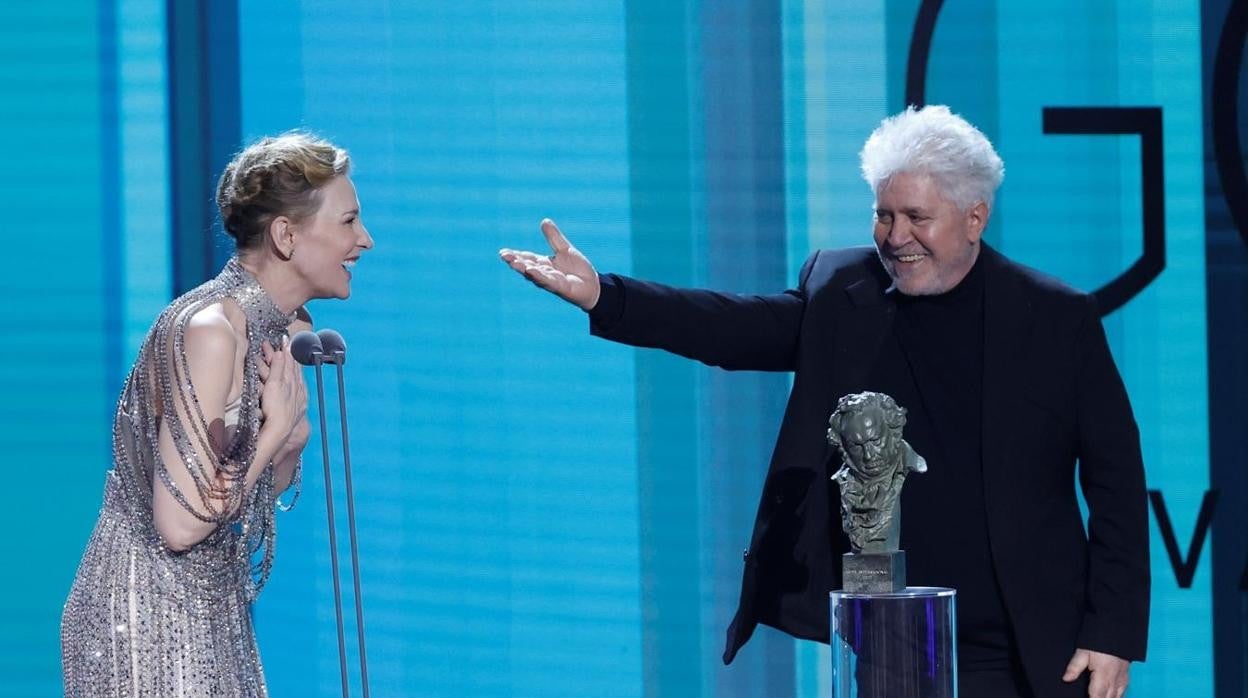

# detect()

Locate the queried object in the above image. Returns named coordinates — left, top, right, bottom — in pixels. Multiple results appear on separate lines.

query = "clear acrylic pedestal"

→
left=829, top=586, right=957, bottom=698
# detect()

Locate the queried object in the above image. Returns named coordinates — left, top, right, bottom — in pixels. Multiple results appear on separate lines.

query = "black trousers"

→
left=960, top=663, right=1092, bottom=697
left=960, top=667, right=1032, bottom=698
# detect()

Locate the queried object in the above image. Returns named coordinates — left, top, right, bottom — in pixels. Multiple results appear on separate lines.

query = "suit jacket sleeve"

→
left=587, top=250, right=819, bottom=372
left=1073, top=295, right=1151, bottom=660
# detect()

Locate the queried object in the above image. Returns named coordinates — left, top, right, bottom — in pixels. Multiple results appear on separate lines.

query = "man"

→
left=500, top=105, right=1149, bottom=698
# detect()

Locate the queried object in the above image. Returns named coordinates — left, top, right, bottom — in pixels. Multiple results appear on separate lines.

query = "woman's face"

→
left=291, top=176, right=373, bottom=299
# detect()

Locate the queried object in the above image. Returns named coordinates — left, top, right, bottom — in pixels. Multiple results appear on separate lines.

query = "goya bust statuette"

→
left=827, top=392, right=926, bottom=591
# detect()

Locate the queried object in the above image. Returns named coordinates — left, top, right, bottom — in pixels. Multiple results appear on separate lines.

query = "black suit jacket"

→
left=590, top=245, right=1149, bottom=696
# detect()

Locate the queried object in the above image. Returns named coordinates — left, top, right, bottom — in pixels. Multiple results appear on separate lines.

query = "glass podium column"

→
left=829, top=587, right=957, bottom=697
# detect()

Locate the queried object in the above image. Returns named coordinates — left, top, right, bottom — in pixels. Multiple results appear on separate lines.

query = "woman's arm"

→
left=151, top=304, right=303, bottom=551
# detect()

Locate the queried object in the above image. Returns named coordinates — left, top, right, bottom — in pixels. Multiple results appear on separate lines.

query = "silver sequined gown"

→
left=62, top=259, right=301, bottom=697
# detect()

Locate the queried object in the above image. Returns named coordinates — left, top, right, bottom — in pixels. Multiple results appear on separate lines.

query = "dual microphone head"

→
left=291, top=329, right=348, bottom=366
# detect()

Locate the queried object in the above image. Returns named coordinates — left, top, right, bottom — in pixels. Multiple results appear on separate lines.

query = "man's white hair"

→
left=859, top=105, right=1004, bottom=211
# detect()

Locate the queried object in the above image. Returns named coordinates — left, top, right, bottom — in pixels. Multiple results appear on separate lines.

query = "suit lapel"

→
left=980, top=245, right=1033, bottom=528
left=820, top=268, right=897, bottom=471
left=830, top=270, right=896, bottom=395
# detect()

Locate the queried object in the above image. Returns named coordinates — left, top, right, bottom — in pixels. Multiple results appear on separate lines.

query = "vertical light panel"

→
left=1202, top=1, right=1248, bottom=696
left=1112, top=1, right=1211, bottom=693
left=118, top=0, right=170, bottom=365
left=166, top=0, right=242, bottom=294
left=995, top=2, right=1129, bottom=291
left=782, top=2, right=887, bottom=695
left=694, top=3, right=797, bottom=697
left=623, top=3, right=704, bottom=695
left=785, top=0, right=889, bottom=260
left=243, top=2, right=641, bottom=696
left=994, top=2, right=1210, bottom=695
left=922, top=0, right=1002, bottom=246
left=0, top=3, right=110, bottom=696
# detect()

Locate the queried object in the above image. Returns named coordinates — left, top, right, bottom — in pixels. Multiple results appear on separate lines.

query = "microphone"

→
left=291, top=330, right=323, bottom=366
left=317, top=328, right=347, bottom=365
left=288, top=329, right=369, bottom=698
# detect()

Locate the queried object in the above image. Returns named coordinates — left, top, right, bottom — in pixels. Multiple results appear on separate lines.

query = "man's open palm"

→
left=499, top=219, right=600, bottom=310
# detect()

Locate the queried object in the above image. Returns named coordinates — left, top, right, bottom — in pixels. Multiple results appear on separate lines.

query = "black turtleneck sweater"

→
left=864, top=255, right=1014, bottom=671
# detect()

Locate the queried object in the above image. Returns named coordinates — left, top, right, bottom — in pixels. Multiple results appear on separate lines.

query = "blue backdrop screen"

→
left=0, top=1, right=1235, bottom=696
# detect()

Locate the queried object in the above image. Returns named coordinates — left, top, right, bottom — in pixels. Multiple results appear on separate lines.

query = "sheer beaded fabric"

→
left=61, top=258, right=301, bottom=697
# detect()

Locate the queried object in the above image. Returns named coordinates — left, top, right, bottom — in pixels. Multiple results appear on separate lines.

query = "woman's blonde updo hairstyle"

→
left=216, top=131, right=351, bottom=252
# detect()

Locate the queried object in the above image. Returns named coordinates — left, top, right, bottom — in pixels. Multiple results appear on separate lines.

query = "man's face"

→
left=840, top=407, right=896, bottom=479
left=872, top=171, right=987, bottom=295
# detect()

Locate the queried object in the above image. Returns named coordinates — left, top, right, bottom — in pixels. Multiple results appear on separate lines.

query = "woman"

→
left=61, top=132, right=373, bottom=696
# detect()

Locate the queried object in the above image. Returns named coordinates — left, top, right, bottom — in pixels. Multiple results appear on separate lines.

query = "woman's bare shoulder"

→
left=181, top=303, right=244, bottom=372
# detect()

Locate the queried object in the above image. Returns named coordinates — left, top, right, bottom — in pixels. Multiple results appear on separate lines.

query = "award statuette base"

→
left=829, top=586, right=957, bottom=698
left=842, top=551, right=906, bottom=593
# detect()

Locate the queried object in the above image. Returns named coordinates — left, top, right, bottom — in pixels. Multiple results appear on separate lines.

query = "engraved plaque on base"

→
left=842, top=551, right=906, bottom=593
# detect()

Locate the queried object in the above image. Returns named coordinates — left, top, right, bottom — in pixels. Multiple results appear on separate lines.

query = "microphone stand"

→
left=311, top=350, right=352, bottom=698
left=326, top=347, right=370, bottom=698
left=295, top=328, right=370, bottom=698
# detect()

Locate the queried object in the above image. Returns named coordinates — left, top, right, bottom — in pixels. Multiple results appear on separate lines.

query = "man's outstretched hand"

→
left=1063, top=648, right=1130, bottom=698
left=499, top=218, right=601, bottom=310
